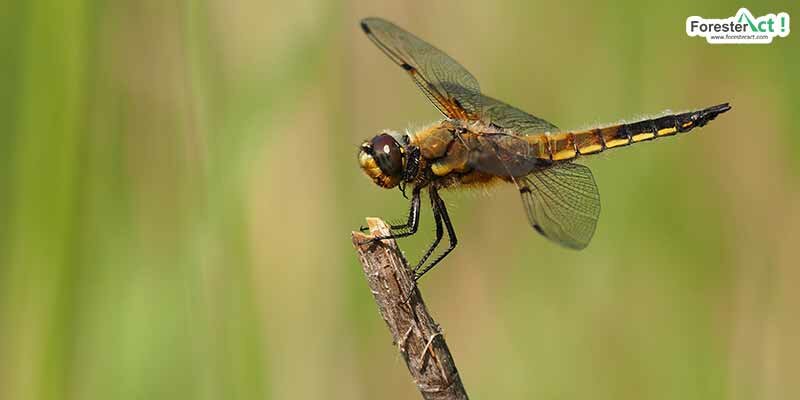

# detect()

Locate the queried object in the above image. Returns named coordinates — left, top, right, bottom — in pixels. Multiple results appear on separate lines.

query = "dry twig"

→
left=352, top=218, right=469, bottom=400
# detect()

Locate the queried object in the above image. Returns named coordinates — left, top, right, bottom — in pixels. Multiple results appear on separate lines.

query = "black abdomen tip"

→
left=696, top=102, right=732, bottom=126
left=706, top=102, right=732, bottom=115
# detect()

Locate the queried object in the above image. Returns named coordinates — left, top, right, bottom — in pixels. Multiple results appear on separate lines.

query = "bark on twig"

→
left=352, top=218, right=469, bottom=400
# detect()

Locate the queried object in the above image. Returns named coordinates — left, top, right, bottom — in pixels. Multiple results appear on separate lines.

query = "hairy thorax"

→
left=409, top=120, right=510, bottom=190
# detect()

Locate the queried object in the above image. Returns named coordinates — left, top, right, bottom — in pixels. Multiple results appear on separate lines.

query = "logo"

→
left=687, top=8, right=790, bottom=44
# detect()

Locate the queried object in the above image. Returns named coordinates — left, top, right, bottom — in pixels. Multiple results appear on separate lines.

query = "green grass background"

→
left=1, top=1, right=798, bottom=399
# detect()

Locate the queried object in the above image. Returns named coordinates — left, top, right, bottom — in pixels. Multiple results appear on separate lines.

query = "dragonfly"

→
left=357, top=17, right=731, bottom=280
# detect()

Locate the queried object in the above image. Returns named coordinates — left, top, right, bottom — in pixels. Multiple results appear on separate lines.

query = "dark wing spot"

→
left=533, top=224, right=546, bottom=235
left=360, top=21, right=371, bottom=34
left=401, top=63, right=415, bottom=71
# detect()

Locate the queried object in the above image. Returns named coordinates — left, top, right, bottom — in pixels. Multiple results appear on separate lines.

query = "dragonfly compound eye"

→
left=371, top=133, right=404, bottom=177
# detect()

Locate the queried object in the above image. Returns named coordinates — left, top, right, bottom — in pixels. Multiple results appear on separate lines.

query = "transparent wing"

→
left=461, top=87, right=558, bottom=135
left=451, top=89, right=559, bottom=177
left=468, top=133, right=540, bottom=177
left=518, top=163, right=600, bottom=249
left=360, top=17, right=481, bottom=120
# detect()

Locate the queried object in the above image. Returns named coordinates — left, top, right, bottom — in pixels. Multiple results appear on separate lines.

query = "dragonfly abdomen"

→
left=532, top=103, right=731, bottom=162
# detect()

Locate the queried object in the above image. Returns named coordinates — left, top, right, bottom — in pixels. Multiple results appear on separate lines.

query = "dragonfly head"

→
left=359, top=132, right=405, bottom=189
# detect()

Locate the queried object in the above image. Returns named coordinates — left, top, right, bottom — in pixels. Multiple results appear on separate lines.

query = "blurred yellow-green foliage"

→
left=1, top=1, right=798, bottom=399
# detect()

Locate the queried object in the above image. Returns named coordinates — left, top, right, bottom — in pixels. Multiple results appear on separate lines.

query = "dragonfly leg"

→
left=414, top=187, right=457, bottom=281
left=388, top=186, right=422, bottom=232
left=362, top=186, right=421, bottom=243
left=411, top=191, right=445, bottom=273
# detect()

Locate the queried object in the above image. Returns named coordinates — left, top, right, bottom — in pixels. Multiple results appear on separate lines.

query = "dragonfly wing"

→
left=469, top=133, right=540, bottom=177
left=458, top=91, right=559, bottom=177
left=360, top=17, right=482, bottom=120
left=472, top=90, right=559, bottom=135
left=518, top=162, right=600, bottom=249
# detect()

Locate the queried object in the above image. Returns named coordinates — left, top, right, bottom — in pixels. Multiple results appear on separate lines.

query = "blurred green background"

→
left=1, top=1, right=798, bottom=399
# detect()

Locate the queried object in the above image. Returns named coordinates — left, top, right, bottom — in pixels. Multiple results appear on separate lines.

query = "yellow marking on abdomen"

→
left=600, top=125, right=630, bottom=148
left=631, top=132, right=655, bottom=142
left=573, top=128, right=604, bottom=155
left=656, top=127, right=677, bottom=136
left=547, top=133, right=577, bottom=161
left=524, top=104, right=730, bottom=163
left=536, top=117, right=682, bottom=162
